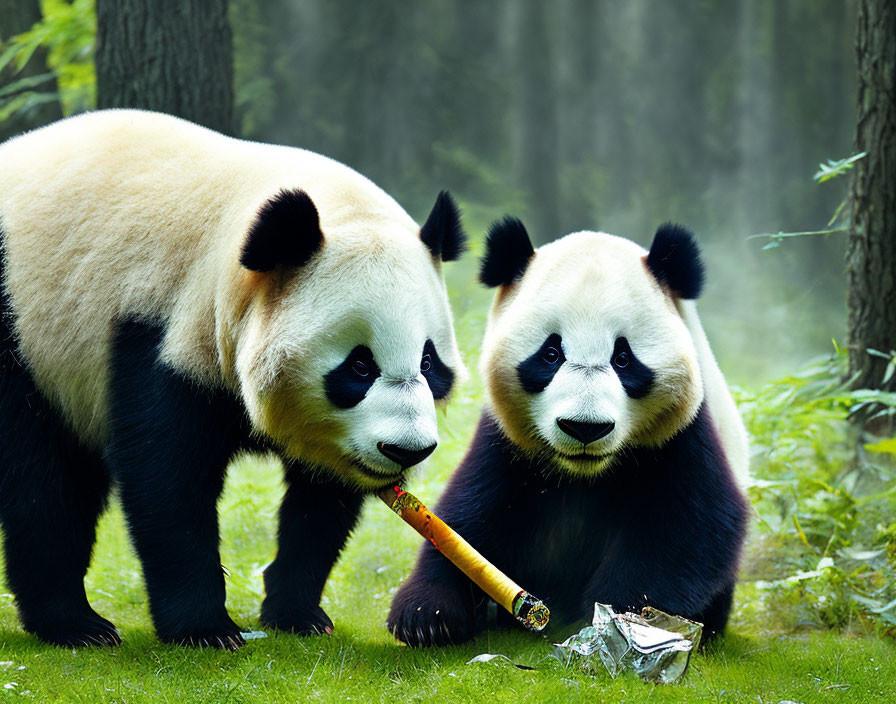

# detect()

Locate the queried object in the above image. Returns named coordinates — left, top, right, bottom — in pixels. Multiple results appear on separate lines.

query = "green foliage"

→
left=748, top=152, right=865, bottom=251
left=0, top=0, right=95, bottom=122
left=741, top=346, right=896, bottom=633
left=813, top=152, right=867, bottom=184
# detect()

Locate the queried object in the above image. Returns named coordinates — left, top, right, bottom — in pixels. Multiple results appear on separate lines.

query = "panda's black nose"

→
left=377, top=442, right=437, bottom=469
left=556, top=418, right=615, bottom=445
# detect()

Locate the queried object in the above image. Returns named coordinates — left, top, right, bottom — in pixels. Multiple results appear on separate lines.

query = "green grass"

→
left=2, top=294, right=894, bottom=702
left=1, top=452, right=894, bottom=703
left=2, top=424, right=894, bottom=703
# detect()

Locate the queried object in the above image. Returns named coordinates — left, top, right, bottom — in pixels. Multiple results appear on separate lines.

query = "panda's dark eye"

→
left=611, top=337, right=654, bottom=399
left=518, top=333, right=564, bottom=393
left=325, top=345, right=380, bottom=409
left=421, top=339, right=454, bottom=400
left=613, top=351, right=630, bottom=369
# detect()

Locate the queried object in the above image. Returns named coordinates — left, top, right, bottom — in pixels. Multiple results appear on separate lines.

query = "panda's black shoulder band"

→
left=479, top=216, right=535, bottom=288
left=645, top=222, right=704, bottom=299
left=240, top=189, right=324, bottom=272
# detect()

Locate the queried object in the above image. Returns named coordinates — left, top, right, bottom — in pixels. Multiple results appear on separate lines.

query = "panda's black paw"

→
left=26, top=609, right=121, bottom=648
left=388, top=580, right=475, bottom=647
left=158, top=614, right=246, bottom=651
left=259, top=600, right=334, bottom=636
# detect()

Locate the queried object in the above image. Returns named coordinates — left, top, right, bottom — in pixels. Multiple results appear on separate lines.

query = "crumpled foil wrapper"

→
left=553, top=603, right=703, bottom=684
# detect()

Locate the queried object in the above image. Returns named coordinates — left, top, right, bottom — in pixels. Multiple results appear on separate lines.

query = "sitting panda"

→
left=0, top=109, right=466, bottom=649
left=388, top=218, right=750, bottom=646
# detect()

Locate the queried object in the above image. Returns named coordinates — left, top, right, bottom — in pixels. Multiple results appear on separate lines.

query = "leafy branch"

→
left=0, top=0, right=96, bottom=121
left=747, top=227, right=847, bottom=250
left=813, top=152, right=867, bottom=183
left=748, top=152, right=866, bottom=250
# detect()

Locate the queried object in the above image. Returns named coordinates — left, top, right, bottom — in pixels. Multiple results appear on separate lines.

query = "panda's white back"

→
left=676, top=300, right=750, bottom=485
left=0, top=109, right=421, bottom=449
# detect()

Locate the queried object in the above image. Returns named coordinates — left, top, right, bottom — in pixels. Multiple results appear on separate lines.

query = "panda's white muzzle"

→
left=345, top=374, right=440, bottom=479
left=532, top=364, right=629, bottom=465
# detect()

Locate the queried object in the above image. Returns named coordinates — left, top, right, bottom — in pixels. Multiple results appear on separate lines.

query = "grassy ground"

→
left=1, top=452, right=894, bottom=704
left=2, top=451, right=895, bottom=704
left=3, top=426, right=894, bottom=703
left=1, top=297, right=894, bottom=702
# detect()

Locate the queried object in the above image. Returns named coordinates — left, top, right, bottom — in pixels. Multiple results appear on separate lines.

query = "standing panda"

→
left=0, top=109, right=467, bottom=649
left=388, top=218, right=750, bottom=646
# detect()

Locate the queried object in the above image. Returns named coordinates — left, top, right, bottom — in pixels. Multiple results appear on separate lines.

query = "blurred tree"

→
left=95, top=0, right=234, bottom=134
left=0, top=0, right=62, bottom=141
left=847, top=0, right=896, bottom=407
left=222, top=1, right=858, bottom=376
left=516, top=0, right=559, bottom=244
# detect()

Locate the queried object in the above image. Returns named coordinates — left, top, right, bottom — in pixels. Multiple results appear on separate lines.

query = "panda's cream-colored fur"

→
left=480, top=230, right=747, bottom=482
left=677, top=299, right=750, bottom=482
left=0, top=109, right=462, bottom=488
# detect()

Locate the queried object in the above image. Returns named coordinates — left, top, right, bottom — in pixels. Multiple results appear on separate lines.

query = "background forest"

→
left=1, top=1, right=895, bottom=703
left=231, top=0, right=857, bottom=384
left=1, top=0, right=861, bottom=382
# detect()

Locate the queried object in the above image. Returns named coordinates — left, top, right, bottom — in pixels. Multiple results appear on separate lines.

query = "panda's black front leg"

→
left=106, top=321, right=249, bottom=650
left=578, top=542, right=729, bottom=639
left=260, top=462, right=363, bottom=635
left=577, top=409, right=749, bottom=640
left=388, top=413, right=514, bottom=646
left=387, top=538, right=488, bottom=647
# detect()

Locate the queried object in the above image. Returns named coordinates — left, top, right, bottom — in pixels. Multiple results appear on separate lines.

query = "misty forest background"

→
left=1, top=0, right=863, bottom=383
left=233, top=0, right=857, bottom=386
left=2, top=1, right=896, bottom=701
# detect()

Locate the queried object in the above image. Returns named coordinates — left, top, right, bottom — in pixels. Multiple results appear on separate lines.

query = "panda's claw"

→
left=387, top=580, right=475, bottom=647
left=157, top=612, right=246, bottom=651
left=176, top=630, right=245, bottom=651
left=259, top=601, right=335, bottom=636
left=26, top=609, right=121, bottom=648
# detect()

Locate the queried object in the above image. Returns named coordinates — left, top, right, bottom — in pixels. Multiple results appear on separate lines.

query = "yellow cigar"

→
left=379, top=484, right=550, bottom=632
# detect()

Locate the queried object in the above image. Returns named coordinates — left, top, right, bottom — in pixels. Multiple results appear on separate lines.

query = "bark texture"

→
left=95, top=0, right=234, bottom=135
left=847, top=0, right=896, bottom=397
left=0, top=0, right=63, bottom=142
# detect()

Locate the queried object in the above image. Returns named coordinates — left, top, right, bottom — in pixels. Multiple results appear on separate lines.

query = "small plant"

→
left=741, top=344, right=896, bottom=633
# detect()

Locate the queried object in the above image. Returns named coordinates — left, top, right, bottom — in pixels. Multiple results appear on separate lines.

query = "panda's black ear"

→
left=645, top=223, right=704, bottom=299
left=420, top=190, right=467, bottom=262
left=479, top=217, right=535, bottom=288
left=240, top=189, right=324, bottom=272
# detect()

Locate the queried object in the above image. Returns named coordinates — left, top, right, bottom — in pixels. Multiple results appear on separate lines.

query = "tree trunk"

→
left=95, top=0, right=234, bottom=135
left=847, top=0, right=896, bottom=412
left=0, top=0, right=63, bottom=142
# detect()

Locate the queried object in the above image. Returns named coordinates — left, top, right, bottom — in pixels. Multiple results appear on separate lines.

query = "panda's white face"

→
left=236, top=210, right=463, bottom=491
left=481, top=231, right=702, bottom=477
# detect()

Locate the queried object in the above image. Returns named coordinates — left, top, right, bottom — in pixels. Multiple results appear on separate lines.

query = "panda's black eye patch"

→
left=611, top=337, right=654, bottom=399
left=421, top=339, right=454, bottom=400
left=518, top=333, right=565, bottom=393
left=324, top=345, right=380, bottom=409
